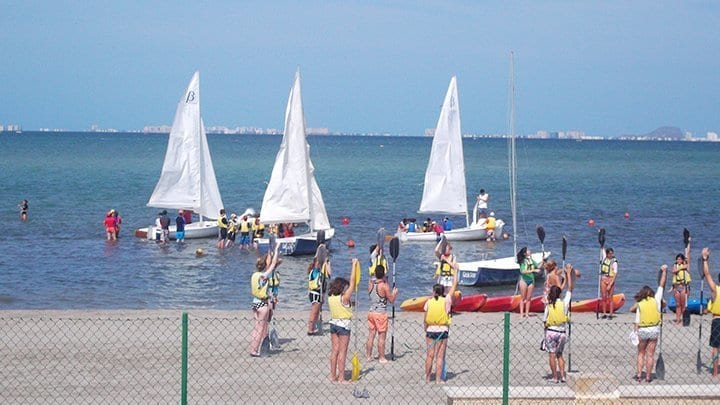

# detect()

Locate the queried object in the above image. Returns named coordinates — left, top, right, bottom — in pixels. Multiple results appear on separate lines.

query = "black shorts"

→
left=309, top=290, right=322, bottom=304
left=219, top=228, right=228, bottom=239
left=426, top=331, right=448, bottom=340
left=227, top=232, right=236, bottom=241
left=710, top=318, right=720, bottom=349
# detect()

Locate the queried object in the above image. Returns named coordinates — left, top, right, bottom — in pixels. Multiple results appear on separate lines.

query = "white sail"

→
left=418, top=76, right=467, bottom=217
left=147, top=71, right=224, bottom=220
left=261, top=69, right=330, bottom=230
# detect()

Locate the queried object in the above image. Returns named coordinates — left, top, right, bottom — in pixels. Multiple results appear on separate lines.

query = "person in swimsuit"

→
left=327, top=258, right=359, bottom=383
left=423, top=273, right=457, bottom=384
left=249, top=243, right=281, bottom=357
left=19, top=200, right=28, bottom=221
left=103, top=211, right=117, bottom=240
left=112, top=210, right=122, bottom=239
left=517, top=246, right=544, bottom=319
left=629, top=265, right=666, bottom=382
left=365, top=264, right=398, bottom=363
left=671, top=243, right=692, bottom=325
left=600, top=248, right=619, bottom=319
left=700, top=247, right=720, bottom=377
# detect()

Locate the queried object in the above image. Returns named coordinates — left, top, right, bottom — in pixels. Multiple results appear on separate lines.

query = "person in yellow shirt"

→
left=249, top=243, right=281, bottom=357
left=542, top=263, right=575, bottom=383
left=630, top=265, right=666, bottom=382
left=423, top=272, right=457, bottom=384
left=327, top=258, right=359, bottom=383
left=701, top=247, right=720, bottom=377
left=434, top=238, right=458, bottom=296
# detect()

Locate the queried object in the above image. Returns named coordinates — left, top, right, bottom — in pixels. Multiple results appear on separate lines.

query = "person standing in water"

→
left=19, top=200, right=28, bottom=221
left=175, top=209, right=186, bottom=243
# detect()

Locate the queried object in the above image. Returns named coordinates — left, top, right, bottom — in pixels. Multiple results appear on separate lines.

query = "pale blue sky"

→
left=1, top=1, right=718, bottom=136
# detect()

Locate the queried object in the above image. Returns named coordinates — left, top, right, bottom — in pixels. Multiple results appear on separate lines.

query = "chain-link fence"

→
left=1, top=311, right=719, bottom=404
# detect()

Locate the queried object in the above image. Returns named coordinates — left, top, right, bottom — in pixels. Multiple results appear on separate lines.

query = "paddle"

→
left=536, top=226, right=546, bottom=279
left=656, top=266, right=667, bottom=380
left=315, top=245, right=329, bottom=335
left=351, top=259, right=361, bottom=381
left=564, top=236, right=577, bottom=373
left=697, top=257, right=704, bottom=374
left=268, top=235, right=280, bottom=350
left=316, top=229, right=326, bottom=248
left=596, top=228, right=606, bottom=320
left=389, top=236, right=400, bottom=361
left=682, top=228, right=691, bottom=327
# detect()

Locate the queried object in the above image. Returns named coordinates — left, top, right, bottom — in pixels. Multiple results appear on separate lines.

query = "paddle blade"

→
left=377, top=228, right=386, bottom=250
left=351, top=352, right=360, bottom=381
left=697, top=350, right=703, bottom=374
left=683, top=308, right=691, bottom=326
left=598, top=228, right=606, bottom=248
left=684, top=228, right=690, bottom=247
left=536, top=226, right=545, bottom=244
left=316, top=230, right=326, bottom=247
left=269, top=234, right=277, bottom=252
left=269, top=327, right=280, bottom=350
left=390, top=237, right=400, bottom=261
left=316, top=246, right=328, bottom=266
left=439, top=234, right=448, bottom=256
left=562, top=236, right=568, bottom=261
left=656, top=354, right=665, bottom=380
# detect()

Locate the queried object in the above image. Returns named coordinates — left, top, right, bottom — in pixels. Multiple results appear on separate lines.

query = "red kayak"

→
left=452, top=294, right=488, bottom=312
left=570, top=293, right=625, bottom=313
left=400, top=291, right=462, bottom=312
left=479, top=295, right=521, bottom=312
left=512, top=295, right=545, bottom=313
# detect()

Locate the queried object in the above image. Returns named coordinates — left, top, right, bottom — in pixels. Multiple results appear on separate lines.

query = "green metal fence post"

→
left=181, top=312, right=188, bottom=405
left=502, top=311, right=510, bottom=405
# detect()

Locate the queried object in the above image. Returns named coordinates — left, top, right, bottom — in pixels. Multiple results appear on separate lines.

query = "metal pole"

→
left=181, top=312, right=188, bottom=405
left=502, top=311, right=510, bottom=405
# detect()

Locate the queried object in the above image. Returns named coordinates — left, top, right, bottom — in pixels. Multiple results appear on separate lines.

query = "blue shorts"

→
left=240, top=234, right=251, bottom=244
left=330, top=324, right=351, bottom=336
left=175, top=231, right=185, bottom=240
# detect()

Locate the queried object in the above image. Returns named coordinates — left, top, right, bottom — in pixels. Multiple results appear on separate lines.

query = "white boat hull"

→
left=135, top=221, right=218, bottom=240
left=398, top=219, right=505, bottom=242
left=255, top=228, right=335, bottom=256
left=457, top=251, right=549, bottom=286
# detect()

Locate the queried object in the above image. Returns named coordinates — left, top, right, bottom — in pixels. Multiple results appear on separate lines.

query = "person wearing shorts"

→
left=631, top=265, right=666, bottom=383
left=423, top=273, right=457, bottom=384
left=307, top=250, right=331, bottom=335
left=542, top=263, right=575, bottom=383
left=700, top=248, right=720, bottom=377
left=600, top=248, right=619, bottom=319
left=327, top=259, right=359, bottom=383
left=365, top=264, right=398, bottom=363
left=216, top=209, right=228, bottom=249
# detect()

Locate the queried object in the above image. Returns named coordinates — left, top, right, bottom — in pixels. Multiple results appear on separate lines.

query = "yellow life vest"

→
left=268, top=272, right=280, bottom=288
left=369, top=255, right=388, bottom=277
left=600, top=257, right=617, bottom=277
left=707, top=286, right=720, bottom=316
left=253, top=222, right=265, bottom=236
left=545, top=300, right=568, bottom=327
left=308, top=265, right=329, bottom=291
left=672, top=263, right=692, bottom=285
left=638, top=297, right=661, bottom=327
left=217, top=216, right=228, bottom=229
left=240, top=220, right=251, bottom=233
left=486, top=217, right=496, bottom=229
left=251, top=272, right=268, bottom=300
left=435, top=255, right=455, bottom=278
left=328, top=295, right=352, bottom=320
left=425, top=296, right=451, bottom=326
left=227, top=220, right=237, bottom=233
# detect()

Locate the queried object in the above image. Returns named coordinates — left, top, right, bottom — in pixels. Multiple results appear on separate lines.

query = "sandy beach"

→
left=1, top=309, right=719, bottom=404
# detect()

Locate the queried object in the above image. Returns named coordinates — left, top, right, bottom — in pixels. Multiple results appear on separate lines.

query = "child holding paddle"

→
left=600, top=248, right=619, bottom=319
left=307, top=246, right=331, bottom=335
left=542, top=262, right=575, bottom=383
left=517, top=247, right=544, bottom=319
left=629, top=265, right=666, bottom=383
left=700, top=248, right=720, bottom=378
left=249, top=243, right=281, bottom=357
left=327, top=258, right=359, bottom=383
left=423, top=273, right=457, bottom=384
left=365, top=263, right=399, bottom=363
left=671, top=242, right=692, bottom=325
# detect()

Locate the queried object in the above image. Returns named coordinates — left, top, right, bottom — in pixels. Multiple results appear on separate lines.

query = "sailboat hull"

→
left=457, top=252, right=548, bottom=287
left=399, top=220, right=505, bottom=242
left=135, top=221, right=218, bottom=240
left=255, top=228, right=335, bottom=256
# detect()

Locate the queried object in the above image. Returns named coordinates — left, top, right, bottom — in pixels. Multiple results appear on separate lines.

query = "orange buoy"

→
left=588, top=219, right=595, bottom=227
left=342, top=217, right=350, bottom=225
left=624, top=212, right=630, bottom=219
left=347, top=239, right=355, bottom=248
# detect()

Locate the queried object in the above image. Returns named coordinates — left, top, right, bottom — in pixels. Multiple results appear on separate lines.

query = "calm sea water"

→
left=1, top=132, right=719, bottom=311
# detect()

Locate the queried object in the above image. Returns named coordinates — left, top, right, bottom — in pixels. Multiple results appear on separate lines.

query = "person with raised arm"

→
left=249, top=243, right=281, bottom=357
left=630, top=264, right=666, bottom=382
left=517, top=247, right=544, bottom=319
left=542, top=263, right=575, bottom=383
left=671, top=243, right=692, bottom=325
left=423, top=271, right=457, bottom=384
left=701, top=247, right=720, bottom=378
left=327, top=258, right=359, bottom=383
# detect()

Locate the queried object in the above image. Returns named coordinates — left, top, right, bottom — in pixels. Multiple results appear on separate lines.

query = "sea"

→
left=1, top=132, right=719, bottom=311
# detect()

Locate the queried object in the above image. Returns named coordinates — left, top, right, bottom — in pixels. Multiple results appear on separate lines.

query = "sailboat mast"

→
left=509, top=51, right=518, bottom=256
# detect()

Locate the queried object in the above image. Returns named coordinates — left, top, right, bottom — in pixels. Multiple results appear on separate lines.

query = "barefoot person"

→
left=103, top=211, right=117, bottom=241
left=671, top=245, right=692, bottom=325
left=327, top=258, right=359, bottom=383
left=434, top=239, right=458, bottom=296
left=249, top=244, right=281, bottom=357
left=700, top=248, right=720, bottom=378
left=517, top=247, right=543, bottom=319
left=307, top=248, right=331, bottom=335
left=423, top=273, right=457, bottom=384
left=365, top=263, right=399, bottom=363
left=542, top=263, right=575, bottom=383
left=630, top=265, right=666, bottom=383
left=600, top=248, right=619, bottom=319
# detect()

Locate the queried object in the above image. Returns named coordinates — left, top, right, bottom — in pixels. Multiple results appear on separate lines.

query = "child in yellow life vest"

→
left=671, top=244, right=692, bottom=325
left=630, top=265, right=666, bottom=383
left=327, top=258, right=359, bottom=383
left=542, top=263, right=575, bottom=383
left=307, top=247, right=331, bottom=335
left=423, top=272, right=457, bottom=384
left=700, top=247, right=720, bottom=377
left=249, top=243, right=281, bottom=357
left=434, top=238, right=458, bottom=296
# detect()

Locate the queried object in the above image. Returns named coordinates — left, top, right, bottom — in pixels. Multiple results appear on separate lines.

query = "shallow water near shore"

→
left=1, top=132, right=719, bottom=310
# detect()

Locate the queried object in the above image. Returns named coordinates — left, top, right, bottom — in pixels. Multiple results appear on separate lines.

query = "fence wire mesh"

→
left=1, top=311, right=719, bottom=404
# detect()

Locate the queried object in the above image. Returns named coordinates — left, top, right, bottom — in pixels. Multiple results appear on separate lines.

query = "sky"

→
left=1, top=1, right=718, bottom=137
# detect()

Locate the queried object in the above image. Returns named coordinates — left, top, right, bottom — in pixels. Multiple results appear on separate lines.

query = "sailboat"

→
left=458, top=54, right=548, bottom=286
left=400, top=76, right=504, bottom=242
left=254, top=69, right=334, bottom=255
left=135, top=71, right=225, bottom=240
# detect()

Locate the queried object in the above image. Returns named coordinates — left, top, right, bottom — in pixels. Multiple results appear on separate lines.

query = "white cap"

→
left=489, top=212, right=495, bottom=217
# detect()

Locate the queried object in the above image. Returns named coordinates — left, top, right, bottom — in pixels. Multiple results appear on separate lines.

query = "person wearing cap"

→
left=103, top=210, right=117, bottom=241
left=158, top=210, right=171, bottom=243
left=485, top=212, right=497, bottom=242
left=239, top=215, right=252, bottom=250
left=175, top=210, right=186, bottom=243
left=225, top=213, right=238, bottom=248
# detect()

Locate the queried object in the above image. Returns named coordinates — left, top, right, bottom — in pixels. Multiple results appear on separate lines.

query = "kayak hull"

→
left=400, top=291, right=462, bottom=312
left=570, top=293, right=625, bottom=313
left=667, top=296, right=709, bottom=314
left=452, top=294, right=488, bottom=312
left=479, top=295, right=522, bottom=312
left=512, top=295, right=545, bottom=313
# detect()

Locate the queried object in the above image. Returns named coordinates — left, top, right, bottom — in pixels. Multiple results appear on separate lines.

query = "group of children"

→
left=216, top=209, right=265, bottom=249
